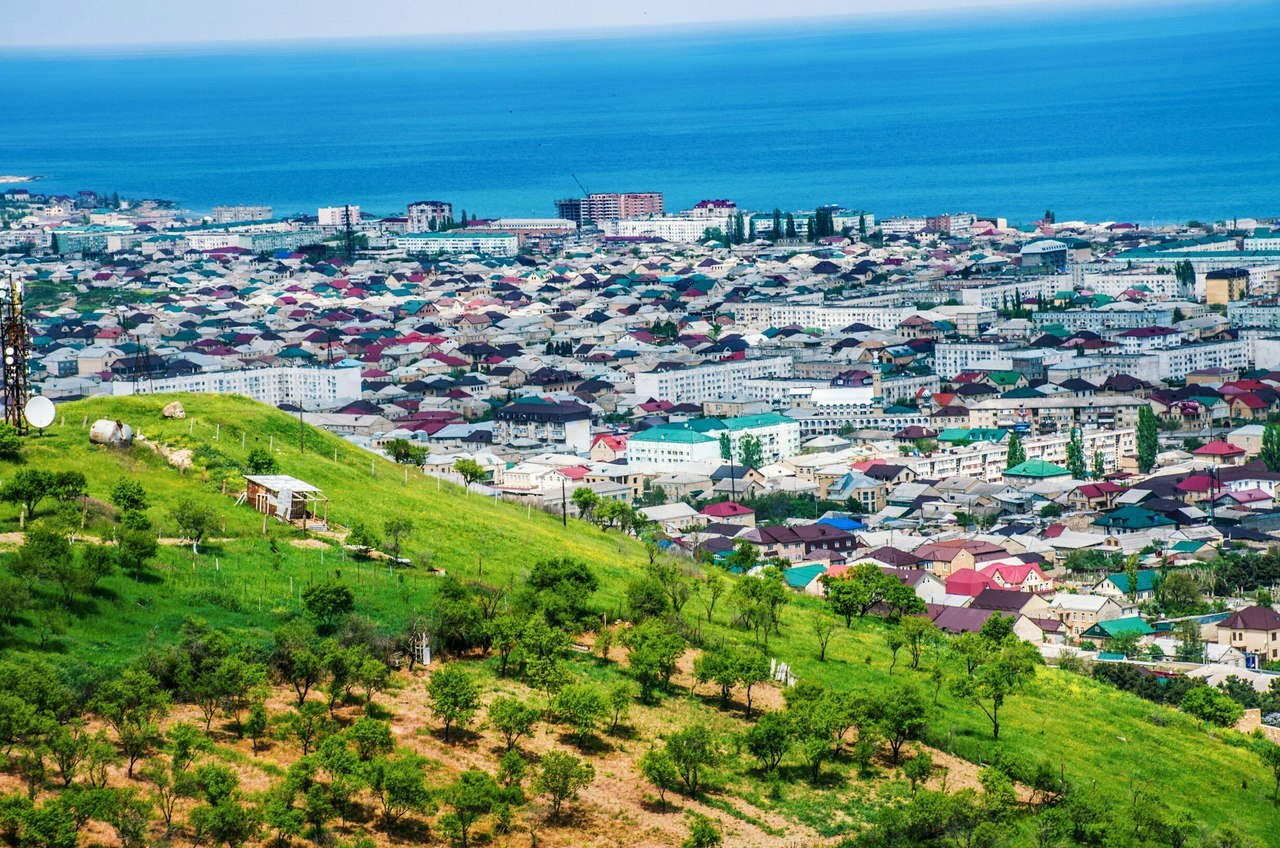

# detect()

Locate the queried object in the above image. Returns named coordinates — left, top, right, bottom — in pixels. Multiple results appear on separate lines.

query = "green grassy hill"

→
left=2, top=393, right=1278, bottom=841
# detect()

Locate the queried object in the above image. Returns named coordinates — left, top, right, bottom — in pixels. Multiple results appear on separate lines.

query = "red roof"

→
left=701, top=502, right=754, bottom=518
left=1192, top=440, right=1246, bottom=457
left=944, top=571, right=994, bottom=596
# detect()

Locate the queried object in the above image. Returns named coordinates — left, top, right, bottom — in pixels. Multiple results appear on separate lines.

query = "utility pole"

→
left=298, top=406, right=304, bottom=454
left=561, top=473, right=567, bottom=527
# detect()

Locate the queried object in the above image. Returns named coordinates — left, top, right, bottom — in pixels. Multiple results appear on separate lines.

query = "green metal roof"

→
left=1005, top=459, right=1071, bottom=478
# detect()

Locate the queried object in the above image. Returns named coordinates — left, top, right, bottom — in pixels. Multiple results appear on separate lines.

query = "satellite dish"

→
left=24, top=396, right=55, bottom=429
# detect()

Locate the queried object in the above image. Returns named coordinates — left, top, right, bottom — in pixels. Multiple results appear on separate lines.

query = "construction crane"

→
left=571, top=174, right=590, bottom=197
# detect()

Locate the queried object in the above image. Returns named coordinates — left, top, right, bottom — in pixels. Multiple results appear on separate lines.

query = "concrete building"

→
left=110, top=366, right=363, bottom=408
left=1205, top=268, right=1250, bottom=305
left=555, top=192, right=663, bottom=224
left=493, top=399, right=593, bottom=453
left=212, top=205, right=272, bottom=223
left=398, top=231, right=519, bottom=257
left=318, top=206, right=361, bottom=228
left=634, top=356, right=793, bottom=404
left=1216, top=606, right=1280, bottom=662
left=607, top=216, right=729, bottom=242
left=407, top=200, right=453, bottom=231
left=967, top=395, right=1147, bottom=436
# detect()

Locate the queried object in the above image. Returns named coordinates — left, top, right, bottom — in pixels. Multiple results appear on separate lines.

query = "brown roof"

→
left=1220, top=606, right=1280, bottom=631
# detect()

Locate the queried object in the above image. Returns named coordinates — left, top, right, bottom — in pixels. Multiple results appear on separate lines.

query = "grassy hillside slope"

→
left=1, top=393, right=1277, bottom=841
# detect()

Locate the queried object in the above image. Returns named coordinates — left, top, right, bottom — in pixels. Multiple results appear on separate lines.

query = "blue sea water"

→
left=1, top=1, right=1278, bottom=222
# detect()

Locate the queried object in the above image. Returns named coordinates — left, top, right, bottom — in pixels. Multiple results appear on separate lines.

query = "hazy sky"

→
left=2, top=0, right=1191, bottom=47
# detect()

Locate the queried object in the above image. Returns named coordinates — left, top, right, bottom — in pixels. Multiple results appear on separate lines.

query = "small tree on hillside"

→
left=1263, top=423, right=1280, bottom=473
left=110, top=479, right=149, bottom=513
left=301, top=581, right=355, bottom=628
left=383, top=515, right=413, bottom=561
left=246, top=448, right=279, bottom=475
left=426, top=664, right=480, bottom=741
left=0, top=423, right=23, bottom=458
left=170, top=498, right=216, bottom=552
left=453, top=458, right=487, bottom=489
left=533, top=751, right=594, bottom=820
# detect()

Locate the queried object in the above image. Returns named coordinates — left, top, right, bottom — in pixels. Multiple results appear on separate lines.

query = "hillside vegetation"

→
left=0, top=393, right=1277, bottom=848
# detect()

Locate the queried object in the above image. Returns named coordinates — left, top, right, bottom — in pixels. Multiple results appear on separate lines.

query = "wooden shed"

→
left=243, top=474, right=329, bottom=530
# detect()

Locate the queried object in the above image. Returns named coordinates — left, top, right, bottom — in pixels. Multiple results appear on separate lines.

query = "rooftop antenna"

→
left=0, top=272, right=30, bottom=433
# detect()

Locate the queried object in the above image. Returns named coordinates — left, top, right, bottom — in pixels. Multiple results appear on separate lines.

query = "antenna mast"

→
left=1, top=272, right=31, bottom=433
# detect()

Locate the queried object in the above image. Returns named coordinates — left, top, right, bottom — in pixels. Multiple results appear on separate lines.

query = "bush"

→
left=1181, top=686, right=1243, bottom=727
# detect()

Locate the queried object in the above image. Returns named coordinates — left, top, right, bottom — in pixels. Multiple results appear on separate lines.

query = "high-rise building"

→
left=554, top=192, right=663, bottom=225
left=407, top=200, right=453, bottom=231
left=212, top=205, right=272, bottom=223
left=318, top=206, right=361, bottom=227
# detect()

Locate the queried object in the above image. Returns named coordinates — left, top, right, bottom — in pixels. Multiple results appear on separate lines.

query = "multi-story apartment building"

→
left=1155, top=340, right=1250, bottom=379
left=958, top=275, right=1068, bottom=309
left=625, top=413, right=801, bottom=473
left=967, top=396, right=1148, bottom=436
left=879, top=216, right=928, bottom=235
left=318, top=206, right=361, bottom=228
left=212, top=205, right=272, bottom=223
left=607, top=216, right=728, bottom=242
left=1032, top=305, right=1180, bottom=332
left=905, top=428, right=1134, bottom=482
left=634, top=356, right=792, bottom=404
left=398, top=231, right=518, bottom=257
left=493, top=399, right=593, bottom=453
left=731, top=301, right=914, bottom=332
left=407, top=200, right=453, bottom=231
left=555, top=192, right=663, bottom=224
left=110, top=366, right=362, bottom=407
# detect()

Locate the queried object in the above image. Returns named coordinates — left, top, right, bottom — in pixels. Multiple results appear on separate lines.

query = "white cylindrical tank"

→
left=89, top=419, right=135, bottom=446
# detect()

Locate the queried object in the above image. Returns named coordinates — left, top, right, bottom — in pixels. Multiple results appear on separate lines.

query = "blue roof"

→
left=818, top=516, right=864, bottom=531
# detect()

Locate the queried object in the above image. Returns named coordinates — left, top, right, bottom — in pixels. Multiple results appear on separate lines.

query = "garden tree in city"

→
left=571, top=486, right=599, bottom=521
left=534, top=750, right=595, bottom=819
left=345, top=520, right=379, bottom=557
left=743, top=710, right=792, bottom=772
left=553, top=682, right=607, bottom=744
left=384, top=439, right=425, bottom=466
left=1039, top=502, right=1064, bottom=519
left=1092, top=450, right=1106, bottom=480
left=1137, top=405, right=1159, bottom=474
left=441, top=769, right=499, bottom=848
left=812, top=614, right=838, bottom=661
left=522, top=556, right=599, bottom=628
left=1124, top=554, right=1140, bottom=602
left=1253, top=733, right=1280, bottom=802
left=738, top=434, right=764, bottom=469
left=639, top=744, right=680, bottom=808
left=1065, top=429, right=1087, bottom=479
left=903, top=749, right=934, bottom=797
left=883, top=579, right=928, bottom=620
left=1004, top=432, right=1026, bottom=470
left=1174, top=618, right=1206, bottom=663
left=426, top=664, right=481, bottom=741
left=382, top=514, right=414, bottom=561
left=488, top=697, right=540, bottom=752
left=950, top=635, right=1041, bottom=741
left=1263, top=422, right=1280, bottom=473
left=725, top=539, right=759, bottom=572
left=453, top=457, right=488, bottom=488
left=272, top=622, right=325, bottom=706
left=625, top=618, right=687, bottom=700
left=170, top=497, right=216, bottom=552
left=366, top=753, right=437, bottom=827
left=695, top=569, right=727, bottom=624
left=900, top=615, right=941, bottom=670
left=878, top=682, right=931, bottom=763
left=1180, top=685, right=1243, bottom=727
left=1157, top=571, right=1201, bottom=615
left=109, top=478, right=148, bottom=513
left=666, top=724, right=720, bottom=796
left=92, top=667, right=171, bottom=777
left=0, top=422, right=23, bottom=458
left=979, top=612, right=1015, bottom=644
left=245, top=447, right=279, bottom=474
left=682, top=813, right=723, bottom=848
left=823, top=562, right=898, bottom=625
left=301, top=580, right=355, bottom=629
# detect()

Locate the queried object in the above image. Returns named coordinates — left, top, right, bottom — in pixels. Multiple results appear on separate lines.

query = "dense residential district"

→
left=6, top=186, right=1280, bottom=716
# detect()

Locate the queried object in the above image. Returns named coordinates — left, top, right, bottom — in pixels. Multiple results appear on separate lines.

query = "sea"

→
left=1, top=0, right=1278, bottom=223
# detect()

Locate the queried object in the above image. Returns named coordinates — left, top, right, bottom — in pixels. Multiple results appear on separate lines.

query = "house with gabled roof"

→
left=1215, top=605, right=1280, bottom=661
left=1092, top=569, right=1159, bottom=604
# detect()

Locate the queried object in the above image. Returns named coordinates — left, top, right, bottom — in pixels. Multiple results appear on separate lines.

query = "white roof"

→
left=244, top=474, right=321, bottom=493
left=1049, top=593, right=1113, bottom=612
